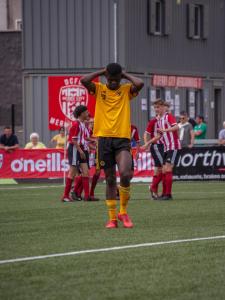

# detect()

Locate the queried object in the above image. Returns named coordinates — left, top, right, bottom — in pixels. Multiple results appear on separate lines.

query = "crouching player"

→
left=81, top=63, right=144, bottom=228
left=62, top=105, right=92, bottom=202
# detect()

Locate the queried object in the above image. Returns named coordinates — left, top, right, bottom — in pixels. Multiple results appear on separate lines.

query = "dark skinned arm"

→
left=81, top=69, right=106, bottom=94
left=122, top=72, right=144, bottom=95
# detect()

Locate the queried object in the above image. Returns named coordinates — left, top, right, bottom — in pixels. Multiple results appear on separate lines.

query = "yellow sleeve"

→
left=93, top=82, right=102, bottom=98
left=123, top=83, right=137, bottom=100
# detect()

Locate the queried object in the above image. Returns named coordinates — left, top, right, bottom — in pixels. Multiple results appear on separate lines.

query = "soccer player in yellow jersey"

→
left=81, top=63, right=144, bottom=228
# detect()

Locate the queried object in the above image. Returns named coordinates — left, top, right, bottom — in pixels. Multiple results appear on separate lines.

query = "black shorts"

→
left=163, top=150, right=180, bottom=165
left=97, top=137, right=131, bottom=169
left=150, top=144, right=164, bottom=167
left=68, top=144, right=89, bottom=167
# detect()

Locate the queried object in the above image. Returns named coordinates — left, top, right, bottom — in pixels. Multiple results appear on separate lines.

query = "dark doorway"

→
left=214, top=89, right=222, bottom=138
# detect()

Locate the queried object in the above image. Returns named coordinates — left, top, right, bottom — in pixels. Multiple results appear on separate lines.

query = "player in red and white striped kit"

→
left=62, top=105, right=92, bottom=202
left=143, top=117, right=164, bottom=199
left=155, top=99, right=181, bottom=200
left=71, top=116, right=100, bottom=201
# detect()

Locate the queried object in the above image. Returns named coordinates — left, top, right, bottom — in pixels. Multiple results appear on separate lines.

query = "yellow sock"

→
left=105, top=200, right=117, bottom=221
left=119, top=186, right=130, bottom=215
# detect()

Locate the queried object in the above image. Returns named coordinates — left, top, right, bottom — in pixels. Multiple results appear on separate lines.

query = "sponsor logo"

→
left=177, top=150, right=225, bottom=168
left=0, top=154, right=3, bottom=169
left=59, top=77, right=88, bottom=121
left=10, top=153, right=69, bottom=173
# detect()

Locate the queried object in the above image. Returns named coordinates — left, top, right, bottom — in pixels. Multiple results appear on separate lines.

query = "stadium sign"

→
left=0, top=149, right=154, bottom=179
left=152, top=75, right=203, bottom=89
left=0, top=148, right=224, bottom=180
left=174, top=147, right=225, bottom=180
left=48, top=76, right=97, bottom=130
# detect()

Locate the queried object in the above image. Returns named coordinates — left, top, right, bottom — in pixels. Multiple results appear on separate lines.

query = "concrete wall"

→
left=125, top=0, right=225, bottom=76
left=0, top=0, right=7, bottom=30
left=0, top=32, right=22, bottom=128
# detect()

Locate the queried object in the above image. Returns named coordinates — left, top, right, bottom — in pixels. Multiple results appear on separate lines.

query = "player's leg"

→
left=160, top=150, right=179, bottom=200
left=97, top=137, right=118, bottom=227
left=90, top=167, right=101, bottom=200
left=150, top=144, right=164, bottom=199
left=62, top=166, right=78, bottom=202
left=116, top=149, right=133, bottom=228
left=71, top=169, right=83, bottom=201
left=79, top=162, right=90, bottom=201
left=104, top=166, right=118, bottom=228
left=62, top=144, right=78, bottom=202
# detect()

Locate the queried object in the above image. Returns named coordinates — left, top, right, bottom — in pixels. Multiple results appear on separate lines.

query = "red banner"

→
left=152, top=75, right=203, bottom=89
left=48, top=76, right=98, bottom=130
left=0, top=149, right=154, bottom=179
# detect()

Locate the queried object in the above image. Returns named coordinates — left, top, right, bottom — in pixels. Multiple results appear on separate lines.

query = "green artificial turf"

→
left=0, top=182, right=224, bottom=300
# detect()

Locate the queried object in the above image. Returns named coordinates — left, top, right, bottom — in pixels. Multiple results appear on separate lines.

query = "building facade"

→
left=0, top=0, right=22, bottom=141
left=22, top=0, right=225, bottom=145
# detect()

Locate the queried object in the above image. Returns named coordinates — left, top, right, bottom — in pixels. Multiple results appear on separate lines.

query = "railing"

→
left=193, top=139, right=220, bottom=147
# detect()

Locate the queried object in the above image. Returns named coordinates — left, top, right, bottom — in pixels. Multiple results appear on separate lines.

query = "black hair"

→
left=106, top=63, right=122, bottom=76
left=180, top=111, right=188, bottom=116
left=4, top=126, right=11, bottom=130
left=197, top=115, right=204, bottom=121
left=73, top=105, right=88, bottom=118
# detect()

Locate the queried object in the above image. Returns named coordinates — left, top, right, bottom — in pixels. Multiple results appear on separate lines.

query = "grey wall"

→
left=125, top=0, right=225, bottom=76
left=0, top=31, right=22, bottom=126
left=22, top=0, right=126, bottom=70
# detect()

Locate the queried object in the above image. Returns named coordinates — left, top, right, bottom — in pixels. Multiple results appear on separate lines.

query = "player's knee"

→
left=106, top=175, right=116, bottom=187
left=120, top=171, right=132, bottom=186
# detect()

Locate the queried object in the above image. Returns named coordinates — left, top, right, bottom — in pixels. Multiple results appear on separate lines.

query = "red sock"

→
left=74, top=176, right=82, bottom=193
left=90, top=173, right=100, bottom=197
left=165, top=172, right=173, bottom=195
left=162, top=173, right=167, bottom=196
left=151, top=173, right=162, bottom=193
left=77, top=181, right=83, bottom=196
left=82, top=176, right=89, bottom=199
left=64, top=178, right=73, bottom=197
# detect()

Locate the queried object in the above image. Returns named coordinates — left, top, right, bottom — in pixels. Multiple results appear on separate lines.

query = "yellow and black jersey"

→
left=93, top=82, right=136, bottom=139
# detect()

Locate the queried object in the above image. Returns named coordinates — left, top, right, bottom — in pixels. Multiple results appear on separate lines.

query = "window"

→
left=147, top=0, right=172, bottom=36
left=194, top=90, right=204, bottom=116
left=194, top=5, right=203, bottom=38
left=155, top=1, right=163, bottom=33
left=156, top=87, right=165, bottom=100
left=187, top=3, right=209, bottom=39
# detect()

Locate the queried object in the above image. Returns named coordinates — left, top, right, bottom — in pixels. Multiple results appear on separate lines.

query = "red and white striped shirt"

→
left=131, top=124, right=140, bottom=143
left=68, top=120, right=88, bottom=150
left=145, top=117, right=163, bottom=144
left=157, top=113, right=181, bottom=151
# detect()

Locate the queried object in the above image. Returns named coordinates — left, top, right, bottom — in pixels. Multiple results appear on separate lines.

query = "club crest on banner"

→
left=49, top=76, right=97, bottom=130
left=59, top=81, right=88, bottom=121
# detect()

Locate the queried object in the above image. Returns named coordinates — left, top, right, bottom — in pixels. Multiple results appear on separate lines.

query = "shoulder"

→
left=167, top=113, right=177, bottom=123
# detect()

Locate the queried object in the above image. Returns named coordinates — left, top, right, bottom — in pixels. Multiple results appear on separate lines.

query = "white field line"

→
left=0, top=235, right=225, bottom=266
left=0, top=185, right=225, bottom=195
left=0, top=185, right=63, bottom=190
